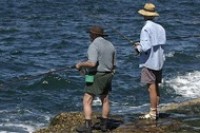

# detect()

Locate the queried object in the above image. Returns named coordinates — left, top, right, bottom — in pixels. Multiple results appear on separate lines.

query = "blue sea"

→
left=0, top=0, right=200, bottom=132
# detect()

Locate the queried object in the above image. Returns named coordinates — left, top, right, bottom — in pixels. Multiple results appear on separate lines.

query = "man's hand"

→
left=75, top=63, right=81, bottom=71
left=134, top=42, right=140, bottom=56
left=75, top=62, right=86, bottom=75
left=134, top=42, right=140, bottom=47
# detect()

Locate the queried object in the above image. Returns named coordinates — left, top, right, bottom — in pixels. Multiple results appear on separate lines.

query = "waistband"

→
left=97, top=71, right=112, bottom=74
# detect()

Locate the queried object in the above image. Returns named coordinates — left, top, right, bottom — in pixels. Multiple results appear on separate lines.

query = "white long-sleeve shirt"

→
left=136, top=20, right=166, bottom=70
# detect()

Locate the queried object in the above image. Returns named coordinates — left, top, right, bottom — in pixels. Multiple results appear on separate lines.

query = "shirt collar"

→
left=145, top=20, right=153, bottom=25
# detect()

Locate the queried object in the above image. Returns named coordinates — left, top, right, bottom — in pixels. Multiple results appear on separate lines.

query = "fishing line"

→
left=9, top=65, right=76, bottom=82
left=0, top=65, right=77, bottom=90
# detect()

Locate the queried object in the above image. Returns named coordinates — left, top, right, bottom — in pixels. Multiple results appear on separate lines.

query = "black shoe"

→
left=76, top=119, right=92, bottom=133
left=100, top=118, right=108, bottom=132
left=76, top=126, right=92, bottom=133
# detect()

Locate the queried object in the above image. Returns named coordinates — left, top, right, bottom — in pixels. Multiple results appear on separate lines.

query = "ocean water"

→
left=0, top=0, right=200, bottom=132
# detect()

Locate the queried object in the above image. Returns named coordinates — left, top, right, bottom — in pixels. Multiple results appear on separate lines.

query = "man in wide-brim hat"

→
left=134, top=3, right=166, bottom=120
left=138, top=3, right=159, bottom=17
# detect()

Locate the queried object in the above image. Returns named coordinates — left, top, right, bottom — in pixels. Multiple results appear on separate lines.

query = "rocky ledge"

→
left=34, top=98, right=200, bottom=133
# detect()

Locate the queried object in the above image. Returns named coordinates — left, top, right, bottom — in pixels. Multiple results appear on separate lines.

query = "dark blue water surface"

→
left=0, top=0, right=200, bottom=132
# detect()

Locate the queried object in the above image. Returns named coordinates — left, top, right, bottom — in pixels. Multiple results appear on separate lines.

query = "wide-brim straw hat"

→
left=88, top=26, right=108, bottom=37
left=138, top=3, right=159, bottom=17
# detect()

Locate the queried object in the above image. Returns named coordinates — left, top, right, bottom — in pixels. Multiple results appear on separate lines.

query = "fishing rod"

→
left=108, top=26, right=140, bottom=56
left=109, top=26, right=137, bottom=45
left=89, top=15, right=200, bottom=43
left=105, top=24, right=200, bottom=57
left=88, top=14, right=137, bottom=44
left=11, top=65, right=76, bottom=81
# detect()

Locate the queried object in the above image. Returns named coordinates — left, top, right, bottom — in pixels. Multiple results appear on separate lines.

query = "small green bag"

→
left=85, top=75, right=94, bottom=83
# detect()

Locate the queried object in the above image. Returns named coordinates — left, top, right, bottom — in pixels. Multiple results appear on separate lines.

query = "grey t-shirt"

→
left=88, top=37, right=116, bottom=72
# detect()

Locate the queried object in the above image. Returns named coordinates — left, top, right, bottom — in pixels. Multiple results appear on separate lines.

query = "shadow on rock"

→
left=159, top=113, right=171, bottom=119
left=92, top=117, right=123, bottom=131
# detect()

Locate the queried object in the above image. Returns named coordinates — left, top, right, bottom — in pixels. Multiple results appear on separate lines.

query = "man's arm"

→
left=75, top=60, right=96, bottom=71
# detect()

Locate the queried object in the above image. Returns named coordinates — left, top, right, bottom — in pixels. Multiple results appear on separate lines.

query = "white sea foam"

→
left=93, top=97, right=102, bottom=106
left=165, top=71, right=200, bottom=98
left=196, top=54, right=200, bottom=58
left=0, top=123, right=35, bottom=133
left=165, top=51, right=175, bottom=58
left=0, top=108, right=51, bottom=133
left=0, top=131, right=17, bottom=133
left=111, top=103, right=149, bottom=114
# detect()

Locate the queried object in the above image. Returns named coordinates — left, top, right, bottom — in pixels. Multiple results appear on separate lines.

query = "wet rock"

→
left=34, top=98, right=200, bottom=133
left=160, top=98, right=200, bottom=115
left=34, top=112, right=123, bottom=133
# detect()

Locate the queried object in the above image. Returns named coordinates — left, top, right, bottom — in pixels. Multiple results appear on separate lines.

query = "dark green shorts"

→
left=84, top=72, right=114, bottom=96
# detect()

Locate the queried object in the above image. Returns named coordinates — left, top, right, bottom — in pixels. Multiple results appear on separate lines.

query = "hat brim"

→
left=138, top=9, right=159, bottom=17
left=87, top=30, right=108, bottom=37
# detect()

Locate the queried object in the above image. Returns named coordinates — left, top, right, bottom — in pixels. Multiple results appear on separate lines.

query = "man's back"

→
left=88, top=37, right=116, bottom=72
left=141, top=20, right=166, bottom=47
left=139, top=20, right=166, bottom=70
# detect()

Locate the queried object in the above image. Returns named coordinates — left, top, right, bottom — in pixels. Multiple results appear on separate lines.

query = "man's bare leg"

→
left=148, top=83, right=157, bottom=115
left=83, top=93, right=94, bottom=120
left=100, top=94, right=110, bottom=131
left=100, top=95, right=110, bottom=118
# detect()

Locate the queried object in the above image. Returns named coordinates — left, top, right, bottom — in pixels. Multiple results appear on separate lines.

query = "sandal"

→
left=139, top=113, right=157, bottom=120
